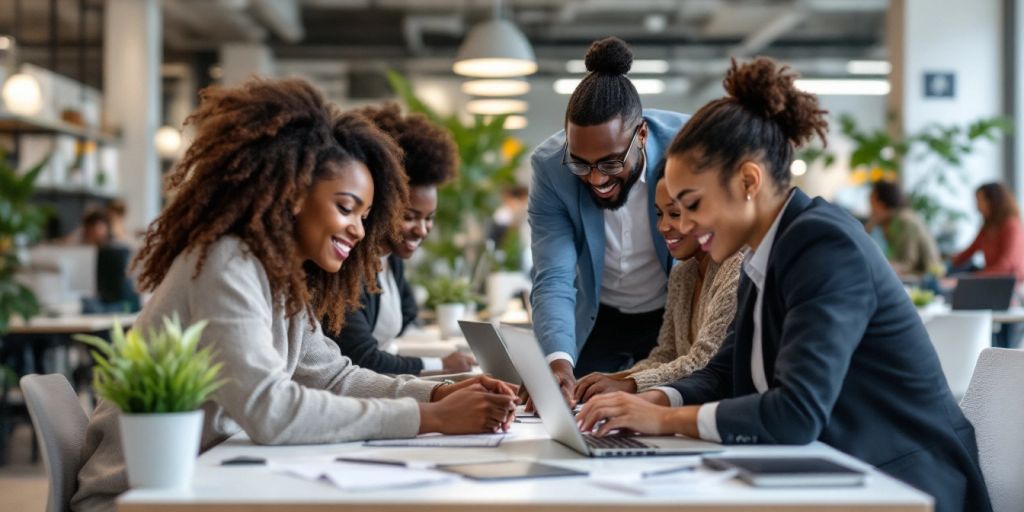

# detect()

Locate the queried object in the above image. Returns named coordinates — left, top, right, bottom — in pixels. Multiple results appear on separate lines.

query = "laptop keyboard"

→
left=583, top=435, right=651, bottom=450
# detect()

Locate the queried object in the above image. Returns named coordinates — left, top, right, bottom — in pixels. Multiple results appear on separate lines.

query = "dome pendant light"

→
left=453, top=0, right=536, bottom=78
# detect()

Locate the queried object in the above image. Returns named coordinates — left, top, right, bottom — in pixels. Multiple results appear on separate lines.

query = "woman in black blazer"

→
left=578, top=58, right=990, bottom=512
left=325, top=104, right=476, bottom=375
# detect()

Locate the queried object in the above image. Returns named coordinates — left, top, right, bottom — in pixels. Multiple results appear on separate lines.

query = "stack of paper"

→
left=278, top=461, right=456, bottom=492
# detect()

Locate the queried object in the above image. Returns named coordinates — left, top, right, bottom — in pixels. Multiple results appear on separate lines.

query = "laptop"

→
left=457, top=320, right=522, bottom=386
left=497, top=324, right=723, bottom=457
left=952, top=275, right=1016, bottom=311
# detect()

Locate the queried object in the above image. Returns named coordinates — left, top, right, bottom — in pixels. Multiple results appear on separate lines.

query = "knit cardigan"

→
left=627, top=251, right=744, bottom=391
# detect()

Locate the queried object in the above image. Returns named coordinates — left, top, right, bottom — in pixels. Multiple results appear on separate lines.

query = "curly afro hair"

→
left=355, top=102, right=458, bottom=187
left=133, top=77, right=408, bottom=333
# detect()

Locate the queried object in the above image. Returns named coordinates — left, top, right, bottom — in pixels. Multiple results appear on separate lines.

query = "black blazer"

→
left=667, top=188, right=990, bottom=512
left=325, top=254, right=423, bottom=374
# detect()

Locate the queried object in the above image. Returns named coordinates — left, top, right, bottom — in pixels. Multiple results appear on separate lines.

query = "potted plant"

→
left=424, top=275, right=477, bottom=340
left=75, top=315, right=224, bottom=489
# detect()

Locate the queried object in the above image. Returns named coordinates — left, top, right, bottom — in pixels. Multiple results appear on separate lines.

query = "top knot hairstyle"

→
left=355, top=102, right=459, bottom=187
left=668, top=57, right=829, bottom=191
left=566, top=37, right=643, bottom=127
left=133, top=77, right=408, bottom=333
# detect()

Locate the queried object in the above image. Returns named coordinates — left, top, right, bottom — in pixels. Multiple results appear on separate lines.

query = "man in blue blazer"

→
left=527, top=37, right=687, bottom=401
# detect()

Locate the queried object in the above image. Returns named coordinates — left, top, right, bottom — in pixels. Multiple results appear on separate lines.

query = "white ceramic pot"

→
left=436, top=303, right=467, bottom=340
left=119, top=410, right=204, bottom=489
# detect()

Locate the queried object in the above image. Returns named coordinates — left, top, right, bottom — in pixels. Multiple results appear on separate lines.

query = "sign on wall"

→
left=923, top=72, right=956, bottom=99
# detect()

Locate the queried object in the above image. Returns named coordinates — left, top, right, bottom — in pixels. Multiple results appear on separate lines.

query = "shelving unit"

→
left=0, top=113, right=119, bottom=145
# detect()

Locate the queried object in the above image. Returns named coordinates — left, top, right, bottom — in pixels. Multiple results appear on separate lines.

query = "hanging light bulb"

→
left=2, top=72, right=43, bottom=116
left=154, top=125, right=182, bottom=159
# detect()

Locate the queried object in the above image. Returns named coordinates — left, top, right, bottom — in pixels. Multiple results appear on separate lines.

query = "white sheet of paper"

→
left=364, top=434, right=506, bottom=448
left=590, top=468, right=739, bottom=496
left=279, top=461, right=456, bottom=492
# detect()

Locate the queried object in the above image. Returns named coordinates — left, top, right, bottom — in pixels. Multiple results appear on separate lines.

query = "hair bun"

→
left=723, top=57, right=828, bottom=147
left=584, top=37, right=633, bottom=76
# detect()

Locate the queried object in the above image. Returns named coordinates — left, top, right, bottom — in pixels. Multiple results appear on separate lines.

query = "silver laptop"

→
left=458, top=320, right=521, bottom=385
left=498, top=324, right=723, bottom=457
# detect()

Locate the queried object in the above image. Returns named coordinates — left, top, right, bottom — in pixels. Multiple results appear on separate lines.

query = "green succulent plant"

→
left=74, top=315, right=225, bottom=414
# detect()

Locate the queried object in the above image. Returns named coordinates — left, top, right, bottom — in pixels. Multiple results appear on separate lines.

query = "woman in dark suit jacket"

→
left=578, top=58, right=990, bottom=512
left=326, top=104, right=476, bottom=375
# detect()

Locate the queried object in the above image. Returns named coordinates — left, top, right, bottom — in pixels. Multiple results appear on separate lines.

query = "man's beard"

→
left=586, top=155, right=644, bottom=211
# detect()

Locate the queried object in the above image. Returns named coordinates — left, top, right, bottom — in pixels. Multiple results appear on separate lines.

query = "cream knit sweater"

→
left=627, top=251, right=744, bottom=391
left=71, top=236, right=437, bottom=511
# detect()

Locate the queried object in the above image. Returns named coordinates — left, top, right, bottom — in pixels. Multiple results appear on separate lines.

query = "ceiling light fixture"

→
left=565, top=59, right=670, bottom=74
left=846, top=60, right=892, bottom=75
left=794, top=79, right=890, bottom=96
left=466, top=98, right=528, bottom=115
left=453, top=1, right=536, bottom=78
left=461, top=79, right=531, bottom=97
left=554, top=77, right=666, bottom=95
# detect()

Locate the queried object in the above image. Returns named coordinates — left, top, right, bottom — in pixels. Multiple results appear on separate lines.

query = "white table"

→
left=918, top=303, right=1024, bottom=325
left=117, top=422, right=932, bottom=512
left=5, top=313, right=137, bottom=335
left=392, top=325, right=469, bottom=358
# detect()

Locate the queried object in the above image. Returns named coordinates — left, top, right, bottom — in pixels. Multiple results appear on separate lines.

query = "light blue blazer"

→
left=527, top=109, right=689, bottom=358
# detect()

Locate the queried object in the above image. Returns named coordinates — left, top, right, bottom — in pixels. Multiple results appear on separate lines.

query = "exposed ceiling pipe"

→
left=402, top=14, right=464, bottom=56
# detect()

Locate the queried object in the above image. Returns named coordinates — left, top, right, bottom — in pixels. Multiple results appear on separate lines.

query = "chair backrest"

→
left=961, top=348, right=1024, bottom=512
left=923, top=311, right=991, bottom=400
left=20, top=374, right=89, bottom=512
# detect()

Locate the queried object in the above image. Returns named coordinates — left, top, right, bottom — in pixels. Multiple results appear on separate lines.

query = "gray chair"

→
left=20, top=374, right=88, bottom=512
left=960, top=348, right=1024, bottom=512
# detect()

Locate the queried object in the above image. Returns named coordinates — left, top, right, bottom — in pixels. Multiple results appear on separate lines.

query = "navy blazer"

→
left=668, top=189, right=990, bottom=512
left=325, top=254, right=422, bottom=374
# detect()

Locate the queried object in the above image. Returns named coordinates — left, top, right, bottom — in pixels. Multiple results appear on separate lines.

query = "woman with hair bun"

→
left=578, top=58, right=990, bottom=512
left=72, top=78, right=516, bottom=511
left=527, top=37, right=691, bottom=405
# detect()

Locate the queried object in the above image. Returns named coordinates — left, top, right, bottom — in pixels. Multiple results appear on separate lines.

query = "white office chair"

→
left=923, top=311, right=991, bottom=400
left=960, top=348, right=1024, bottom=512
left=20, top=374, right=89, bottom=512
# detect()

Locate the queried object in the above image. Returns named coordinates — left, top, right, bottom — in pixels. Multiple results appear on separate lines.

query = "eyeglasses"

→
left=562, top=124, right=643, bottom=177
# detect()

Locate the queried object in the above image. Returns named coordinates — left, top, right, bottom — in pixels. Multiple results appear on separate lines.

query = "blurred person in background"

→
left=952, top=182, right=1024, bottom=281
left=865, top=180, right=944, bottom=283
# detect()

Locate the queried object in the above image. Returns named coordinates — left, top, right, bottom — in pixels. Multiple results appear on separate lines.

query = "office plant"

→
left=75, top=315, right=224, bottom=489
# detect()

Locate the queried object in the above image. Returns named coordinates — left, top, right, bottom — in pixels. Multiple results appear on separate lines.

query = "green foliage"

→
left=387, top=71, right=526, bottom=274
left=493, top=228, right=523, bottom=272
left=423, top=275, right=479, bottom=310
left=74, top=315, right=226, bottom=414
left=804, top=114, right=1012, bottom=234
left=908, top=287, right=936, bottom=308
left=0, top=150, right=51, bottom=334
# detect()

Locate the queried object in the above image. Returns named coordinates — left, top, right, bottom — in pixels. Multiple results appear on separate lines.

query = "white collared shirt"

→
left=599, top=160, right=668, bottom=314
left=546, top=158, right=668, bottom=367
left=655, top=191, right=795, bottom=442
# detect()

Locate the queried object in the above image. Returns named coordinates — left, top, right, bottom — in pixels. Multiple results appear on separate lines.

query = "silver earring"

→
left=746, top=194, right=751, bottom=202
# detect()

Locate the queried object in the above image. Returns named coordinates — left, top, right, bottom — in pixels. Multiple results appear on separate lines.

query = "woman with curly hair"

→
left=71, top=78, right=516, bottom=512
left=326, top=103, right=476, bottom=375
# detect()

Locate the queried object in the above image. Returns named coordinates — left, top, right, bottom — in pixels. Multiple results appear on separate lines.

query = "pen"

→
left=640, top=464, right=696, bottom=478
left=335, top=457, right=411, bottom=468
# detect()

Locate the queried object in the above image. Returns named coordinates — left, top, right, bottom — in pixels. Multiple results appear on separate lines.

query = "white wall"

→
left=900, top=0, right=1005, bottom=246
